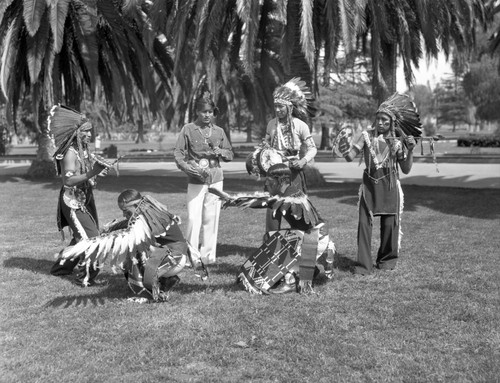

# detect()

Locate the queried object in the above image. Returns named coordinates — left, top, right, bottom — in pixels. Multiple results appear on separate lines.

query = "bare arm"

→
left=397, top=136, right=416, bottom=174
left=61, top=150, right=105, bottom=187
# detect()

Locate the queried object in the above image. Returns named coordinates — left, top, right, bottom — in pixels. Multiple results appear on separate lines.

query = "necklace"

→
left=200, top=125, right=212, bottom=139
left=363, top=131, right=390, bottom=169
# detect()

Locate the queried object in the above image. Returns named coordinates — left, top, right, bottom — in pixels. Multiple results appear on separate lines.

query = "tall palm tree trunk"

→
left=284, top=0, right=325, bottom=187
left=27, top=106, right=56, bottom=178
left=373, top=42, right=397, bottom=105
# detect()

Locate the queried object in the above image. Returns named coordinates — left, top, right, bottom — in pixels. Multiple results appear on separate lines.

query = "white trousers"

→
left=186, top=181, right=223, bottom=265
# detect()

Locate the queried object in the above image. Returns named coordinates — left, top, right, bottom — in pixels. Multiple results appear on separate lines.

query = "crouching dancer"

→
left=210, top=163, right=335, bottom=295
left=57, top=189, right=188, bottom=301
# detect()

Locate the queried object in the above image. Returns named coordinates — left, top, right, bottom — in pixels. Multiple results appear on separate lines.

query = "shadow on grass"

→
left=0, top=175, right=60, bottom=190
left=0, top=175, right=267, bottom=196
left=334, top=251, right=357, bottom=273
left=175, top=279, right=243, bottom=295
left=43, top=275, right=132, bottom=309
left=8, top=174, right=498, bottom=219
left=205, top=262, right=242, bottom=276
left=3, top=257, right=55, bottom=275
left=309, top=183, right=500, bottom=219
left=216, top=243, right=255, bottom=258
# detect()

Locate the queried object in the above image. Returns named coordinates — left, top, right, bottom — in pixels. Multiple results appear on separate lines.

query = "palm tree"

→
left=146, top=0, right=285, bottom=138
left=357, top=0, right=488, bottom=104
left=0, top=0, right=173, bottom=177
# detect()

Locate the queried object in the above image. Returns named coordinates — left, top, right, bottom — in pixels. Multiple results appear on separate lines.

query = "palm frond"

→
left=1, top=14, right=27, bottom=132
left=171, top=0, right=197, bottom=78
left=200, top=0, right=228, bottom=64
left=236, top=0, right=259, bottom=77
left=0, top=0, right=16, bottom=28
left=23, top=0, right=47, bottom=36
left=148, top=0, right=177, bottom=32
left=121, top=0, right=142, bottom=15
left=193, top=0, right=210, bottom=58
left=300, top=0, right=314, bottom=69
left=0, top=16, right=21, bottom=97
left=49, top=0, right=70, bottom=53
left=42, top=42, right=56, bottom=108
left=26, top=7, right=49, bottom=83
left=71, top=0, right=99, bottom=93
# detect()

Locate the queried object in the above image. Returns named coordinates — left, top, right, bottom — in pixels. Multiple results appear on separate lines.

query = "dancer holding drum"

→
left=247, top=78, right=317, bottom=232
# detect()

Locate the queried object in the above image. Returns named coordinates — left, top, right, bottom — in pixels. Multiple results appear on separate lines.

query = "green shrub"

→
left=423, top=121, right=437, bottom=137
left=457, top=135, right=500, bottom=147
left=103, top=144, right=118, bottom=158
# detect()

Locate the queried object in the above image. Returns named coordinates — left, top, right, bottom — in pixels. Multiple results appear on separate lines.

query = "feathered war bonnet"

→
left=48, top=104, right=91, bottom=156
left=48, top=104, right=92, bottom=175
left=375, top=93, right=422, bottom=140
left=273, top=77, right=313, bottom=121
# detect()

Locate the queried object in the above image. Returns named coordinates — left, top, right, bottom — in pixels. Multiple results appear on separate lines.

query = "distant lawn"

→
left=8, top=129, right=500, bottom=158
left=1, top=175, right=499, bottom=382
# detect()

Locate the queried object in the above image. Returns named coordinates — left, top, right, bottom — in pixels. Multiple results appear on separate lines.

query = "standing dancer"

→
left=174, top=91, right=233, bottom=274
left=49, top=105, right=109, bottom=286
left=337, top=93, right=420, bottom=275
left=250, top=78, right=317, bottom=232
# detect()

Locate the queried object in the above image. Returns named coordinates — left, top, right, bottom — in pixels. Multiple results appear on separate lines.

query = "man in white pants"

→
left=174, top=91, right=233, bottom=274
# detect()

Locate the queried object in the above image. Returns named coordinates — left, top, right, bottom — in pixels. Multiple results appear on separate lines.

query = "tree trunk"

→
left=135, top=116, right=145, bottom=143
left=285, top=0, right=325, bottom=188
left=286, top=0, right=315, bottom=129
left=246, top=123, right=253, bottom=143
left=373, top=42, right=397, bottom=105
left=27, top=107, right=56, bottom=179
left=320, top=123, right=330, bottom=150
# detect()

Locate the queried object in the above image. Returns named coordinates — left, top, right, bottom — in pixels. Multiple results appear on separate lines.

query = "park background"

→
left=1, top=1, right=500, bottom=382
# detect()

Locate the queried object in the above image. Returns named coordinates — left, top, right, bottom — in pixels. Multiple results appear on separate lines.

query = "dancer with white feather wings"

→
left=57, top=189, right=204, bottom=301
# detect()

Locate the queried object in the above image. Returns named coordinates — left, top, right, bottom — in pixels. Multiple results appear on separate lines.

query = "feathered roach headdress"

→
left=48, top=104, right=91, bottom=158
left=273, top=77, right=313, bottom=121
left=376, top=93, right=422, bottom=138
left=195, top=90, right=219, bottom=116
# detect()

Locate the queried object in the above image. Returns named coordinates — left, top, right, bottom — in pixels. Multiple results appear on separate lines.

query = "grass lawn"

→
left=1, top=175, right=499, bottom=382
left=8, top=129, right=500, bottom=158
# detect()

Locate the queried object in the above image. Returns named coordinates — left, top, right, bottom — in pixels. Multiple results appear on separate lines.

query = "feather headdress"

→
left=48, top=104, right=92, bottom=160
left=273, top=77, right=313, bottom=120
left=195, top=89, right=219, bottom=116
left=376, top=93, right=422, bottom=138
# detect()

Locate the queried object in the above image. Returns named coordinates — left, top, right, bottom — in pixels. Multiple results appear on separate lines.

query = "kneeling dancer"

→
left=58, top=189, right=189, bottom=301
left=211, top=163, right=335, bottom=295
